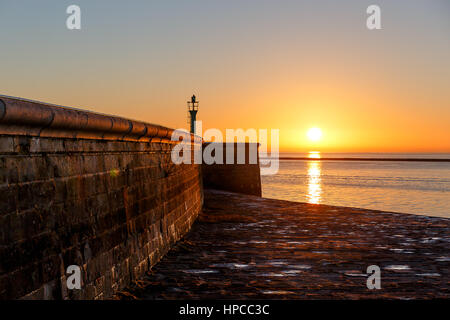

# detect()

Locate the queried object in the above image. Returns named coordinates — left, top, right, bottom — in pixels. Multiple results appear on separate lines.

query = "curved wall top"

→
left=0, top=95, right=201, bottom=144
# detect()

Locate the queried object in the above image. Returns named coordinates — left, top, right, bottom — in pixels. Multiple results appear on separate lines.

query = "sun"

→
left=307, top=127, right=322, bottom=142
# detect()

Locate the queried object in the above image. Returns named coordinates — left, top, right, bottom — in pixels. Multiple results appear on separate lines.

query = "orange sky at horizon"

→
left=1, top=1, right=449, bottom=153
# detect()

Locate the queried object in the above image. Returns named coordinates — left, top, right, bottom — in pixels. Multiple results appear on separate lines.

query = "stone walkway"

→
left=122, top=189, right=450, bottom=299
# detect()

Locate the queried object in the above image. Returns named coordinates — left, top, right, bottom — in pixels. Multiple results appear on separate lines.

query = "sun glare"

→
left=307, top=128, right=322, bottom=142
left=308, top=151, right=321, bottom=159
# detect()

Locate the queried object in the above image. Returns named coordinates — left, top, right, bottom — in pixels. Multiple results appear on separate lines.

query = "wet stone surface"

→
left=122, top=189, right=450, bottom=299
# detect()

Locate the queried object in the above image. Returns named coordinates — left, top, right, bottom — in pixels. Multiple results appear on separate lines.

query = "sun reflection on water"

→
left=307, top=160, right=322, bottom=204
left=308, top=151, right=321, bottom=159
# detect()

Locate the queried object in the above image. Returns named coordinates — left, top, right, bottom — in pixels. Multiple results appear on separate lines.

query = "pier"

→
left=1, top=96, right=449, bottom=300
left=122, top=189, right=450, bottom=299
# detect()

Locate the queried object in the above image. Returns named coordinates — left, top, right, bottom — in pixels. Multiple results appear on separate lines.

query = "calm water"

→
left=261, top=153, right=450, bottom=218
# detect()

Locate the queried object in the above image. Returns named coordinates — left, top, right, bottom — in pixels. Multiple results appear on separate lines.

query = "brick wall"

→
left=0, top=96, right=203, bottom=299
left=202, top=143, right=261, bottom=196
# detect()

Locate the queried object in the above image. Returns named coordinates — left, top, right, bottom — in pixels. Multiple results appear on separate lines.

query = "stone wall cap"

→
left=0, top=95, right=202, bottom=144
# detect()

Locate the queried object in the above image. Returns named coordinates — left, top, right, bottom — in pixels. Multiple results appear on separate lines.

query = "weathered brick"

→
left=0, top=136, right=14, bottom=153
left=1, top=135, right=202, bottom=300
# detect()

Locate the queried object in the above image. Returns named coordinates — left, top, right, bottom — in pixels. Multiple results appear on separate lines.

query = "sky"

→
left=0, top=0, right=449, bottom=152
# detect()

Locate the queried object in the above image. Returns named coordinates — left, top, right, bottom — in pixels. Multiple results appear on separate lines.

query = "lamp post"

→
left=187, top=95, right=199, bottom=134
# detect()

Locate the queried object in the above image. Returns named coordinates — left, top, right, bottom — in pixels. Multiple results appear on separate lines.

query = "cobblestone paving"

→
left=124, top=189, right=450, bottom=299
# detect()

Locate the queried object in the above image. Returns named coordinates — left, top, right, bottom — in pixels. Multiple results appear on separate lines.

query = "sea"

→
left=261, top=153, right=450, bottom=218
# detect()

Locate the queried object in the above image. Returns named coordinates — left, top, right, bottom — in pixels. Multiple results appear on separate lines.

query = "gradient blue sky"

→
left=1, top=0, right=449, bottom=151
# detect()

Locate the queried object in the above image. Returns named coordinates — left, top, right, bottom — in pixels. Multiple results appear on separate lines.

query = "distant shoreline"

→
left=262, top=157, right=450, bottom=162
